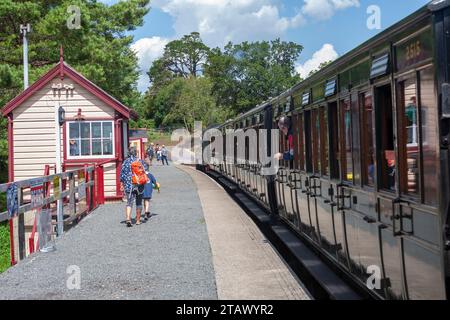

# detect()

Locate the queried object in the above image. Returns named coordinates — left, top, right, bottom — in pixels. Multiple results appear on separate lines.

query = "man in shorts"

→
left=146, top=143, right=155, bottom=166
left=120, top=146, right=146, bottom=227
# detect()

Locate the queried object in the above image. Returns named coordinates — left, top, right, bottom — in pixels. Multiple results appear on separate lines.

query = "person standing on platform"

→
left=155, top=144, right=161, bottom=163
left=146, top=142, right=155, bottom=166
left=161, top=145, right=169, bottom=166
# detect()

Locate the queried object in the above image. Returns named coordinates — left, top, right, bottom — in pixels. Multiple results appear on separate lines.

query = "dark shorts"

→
left=126, top=187, right=144, bottom=209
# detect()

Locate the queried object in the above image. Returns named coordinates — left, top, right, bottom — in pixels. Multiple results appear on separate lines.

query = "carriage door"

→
left=393, top=69, right=445, bottom=300
left=375, top=83, right=406, bottom=299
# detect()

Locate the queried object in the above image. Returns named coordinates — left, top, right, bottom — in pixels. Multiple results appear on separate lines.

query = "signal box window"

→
left=68, top=121, right=114, bottom=158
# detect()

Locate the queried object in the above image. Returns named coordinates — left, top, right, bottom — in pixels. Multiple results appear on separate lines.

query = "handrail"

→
left=0, top=165, right=100, bottom=264
left=0, top=167, right=95, bottom=194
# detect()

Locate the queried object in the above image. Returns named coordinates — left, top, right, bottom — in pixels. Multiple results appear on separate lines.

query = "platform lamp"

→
left=55, top=105, right=65, bottom=236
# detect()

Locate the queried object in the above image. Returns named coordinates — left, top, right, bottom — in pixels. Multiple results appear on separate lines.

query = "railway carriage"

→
left=207, top=1, right=450, bottom=299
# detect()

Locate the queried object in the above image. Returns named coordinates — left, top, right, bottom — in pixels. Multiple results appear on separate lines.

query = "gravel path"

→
left=0, top=165, right=217, bottom=300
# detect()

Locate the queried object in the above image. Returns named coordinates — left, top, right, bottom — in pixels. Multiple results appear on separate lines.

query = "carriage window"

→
left=340, top=99, right=353, bottom=182
left=292, top=114, right=300, bottom=169
left=298, top=113, right=305, bottom=171
left=320, top=107, right=329, bottom=176
left=361, top=93, right=375, bottom=186
left=397, top=78, right=419, bottom=197
left=304, top=111, right=313, bottom=172
left=420, top=68, right=438, bottom=206
left=328, top=102, right=340, bottom=180
left=376, top=85, right=396, bottom=192
left=351, top=94, right=361, bottom=185
left=312, top=109, right=321, bottom=173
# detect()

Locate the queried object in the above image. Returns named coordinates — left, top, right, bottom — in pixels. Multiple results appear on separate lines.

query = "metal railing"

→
left=0, top=165, right=101, bottom=265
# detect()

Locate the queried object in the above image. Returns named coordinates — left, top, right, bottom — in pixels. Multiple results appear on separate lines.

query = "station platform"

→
left=0, top=164, right=310, bottom=300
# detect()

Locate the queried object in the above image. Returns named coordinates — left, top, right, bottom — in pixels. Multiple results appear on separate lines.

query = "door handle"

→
left=363, top=216, right=376, bottom=224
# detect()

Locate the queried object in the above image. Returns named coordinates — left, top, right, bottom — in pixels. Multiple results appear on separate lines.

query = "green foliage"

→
left=206, top=39, right=303, bottom=114
left=0, top=0, right=149, bottom=173
left=148, top=32, right=210, bottom=89
left=0, top=0, right=149, bottom=107
left=0, top=221, right=10, bottom=273
left=144, top=78, right=186, bottom=127
left=164, top=77, right=231, bottom=131
left=308, top=60, right=333, bottom=78
left=142, top=33, right=303, bottom=130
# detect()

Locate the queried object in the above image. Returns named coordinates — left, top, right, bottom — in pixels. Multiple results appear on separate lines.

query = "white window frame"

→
left=66, top=120, right=115, bottom=160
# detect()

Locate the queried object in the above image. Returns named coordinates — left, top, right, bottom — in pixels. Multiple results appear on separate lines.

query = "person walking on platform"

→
left=155, top=144, right=161, bottom=163
left=120, top=146, right=149, bottom=227
left=143, top=162, right=160, bottom=221
left=146, top=142, right=155, bottom=166
left=161, top=145, right=169, bottom=166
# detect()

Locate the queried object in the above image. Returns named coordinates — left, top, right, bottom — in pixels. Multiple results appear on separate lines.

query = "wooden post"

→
left=17, top=187, right=25, bottom=261
left=97, top=165, right=105, bottom=205
left=68, top=172, right=76, bottom=219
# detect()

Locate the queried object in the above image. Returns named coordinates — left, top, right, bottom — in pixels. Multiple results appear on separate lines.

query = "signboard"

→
left=31, top=183, right=44, bottom=209
left=53, top=177, right=60, bottom=199
left=78, top=170, right=86, bottom=200
left=396, top=29, right=433, bottom=71
left=38, top=208, right=55, bottom=252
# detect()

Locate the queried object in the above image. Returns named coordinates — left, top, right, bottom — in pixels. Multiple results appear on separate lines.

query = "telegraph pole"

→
left=20, top=24, right=31, bottom=90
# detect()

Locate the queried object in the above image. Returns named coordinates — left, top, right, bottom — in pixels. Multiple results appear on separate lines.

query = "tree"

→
left=0, top=0, right=149, bottom=182
left=206, top=39, right=302, bottom=114
left=148, top=32, right=210, bottom=88
left=163, top=77, right=230, bottom=132
left=144, top=78, right=186, bottom=128
left=308, top=60, right=333, bottom=78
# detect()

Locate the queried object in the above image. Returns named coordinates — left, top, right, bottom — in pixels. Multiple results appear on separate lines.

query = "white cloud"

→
left=296, top=44, right=339, bottom=79
left=131, top=36, right=170, bottom=92
left=302, top=0, right=360, bottom=20
left=153, top=0, right=305, bottom=48
left=128, top=0, right=357, bottom=91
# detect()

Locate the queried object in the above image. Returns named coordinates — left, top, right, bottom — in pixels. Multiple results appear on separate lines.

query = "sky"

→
left=100, top=0, right=431, bottom=92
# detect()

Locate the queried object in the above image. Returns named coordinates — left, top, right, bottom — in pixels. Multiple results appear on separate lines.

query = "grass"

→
left=148, top=130, right=174, bottom=146
left=0, top=156, right=10, bottom=272
left=0, top=221, right=10, bottom=273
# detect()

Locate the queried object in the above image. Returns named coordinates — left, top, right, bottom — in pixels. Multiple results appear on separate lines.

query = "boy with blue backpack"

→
left=143, top=162, right=160, bottom=221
